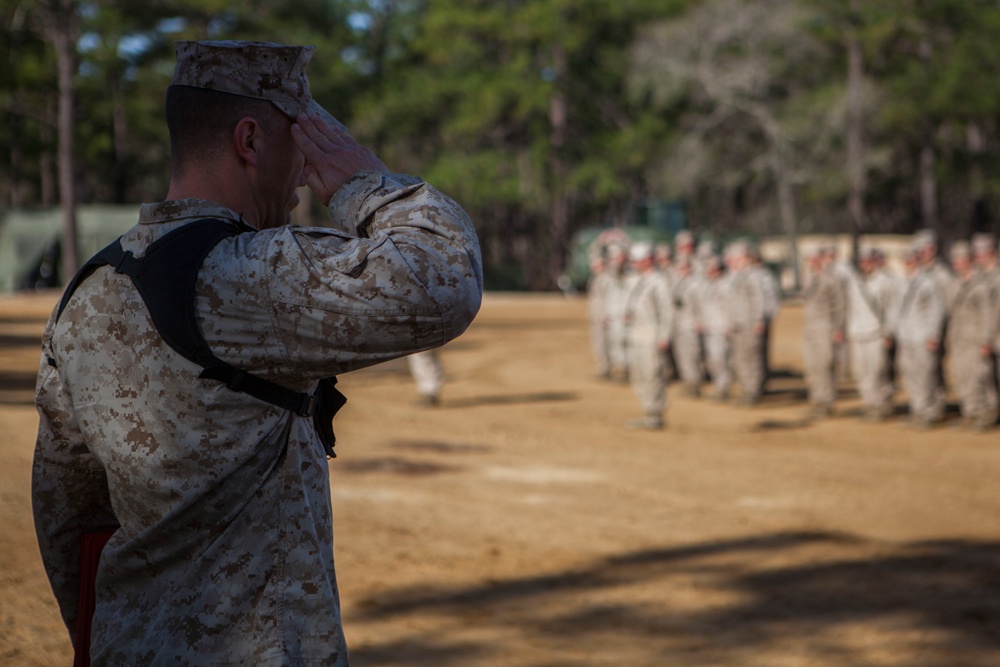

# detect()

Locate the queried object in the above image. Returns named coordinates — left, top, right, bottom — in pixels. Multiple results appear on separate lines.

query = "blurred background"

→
left=2, top=0, right=1000, bottom=291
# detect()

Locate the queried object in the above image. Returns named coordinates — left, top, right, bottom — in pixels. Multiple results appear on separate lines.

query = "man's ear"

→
left=233, top=117, right=262, bottom=167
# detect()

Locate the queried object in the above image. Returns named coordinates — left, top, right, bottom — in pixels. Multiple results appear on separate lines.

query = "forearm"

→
left=268, top=171, right=482, bottom=374
left=33, top=355, right=117, bottom=641
left=32, top=456, right=117, bottom=642
left=331, top=171, right=482, bottom=325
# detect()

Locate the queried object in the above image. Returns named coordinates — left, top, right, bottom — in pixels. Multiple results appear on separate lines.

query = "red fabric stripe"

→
left=73, top=530, right=115, bottom=667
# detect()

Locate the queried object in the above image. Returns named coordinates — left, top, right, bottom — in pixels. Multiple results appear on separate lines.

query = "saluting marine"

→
left=32, top=41, right=482, bottom=666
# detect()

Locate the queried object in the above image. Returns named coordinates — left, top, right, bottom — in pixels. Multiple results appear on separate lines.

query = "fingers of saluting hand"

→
left=292, top=113, right=388, bottom=205
left=292, top=113, right=347, bottom=160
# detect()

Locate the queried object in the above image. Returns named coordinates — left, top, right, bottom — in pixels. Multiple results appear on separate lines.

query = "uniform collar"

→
left=138, top=199, right=246, bottom=227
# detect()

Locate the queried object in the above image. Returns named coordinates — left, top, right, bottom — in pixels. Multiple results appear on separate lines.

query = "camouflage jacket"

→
left=896, top=268, right=947, bottom=345
left=699, top=274, right=732, bottom=335
left=845, top=268, right=896, bottom=340
left=586, top=269, right=613, bottom=322
left=670, top=273, right=704, bottom=333
left=803, top=268, right=847, bottom=337
left=624, top=270, right=674, bottom=346
left=947, top=273, right=997, bottom=347
left=32, top=170, right=483, bottom=666
left=726, top=268, right=767, bottom=331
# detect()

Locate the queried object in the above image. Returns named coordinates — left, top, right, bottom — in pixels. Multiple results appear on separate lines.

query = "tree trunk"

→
left=8, top=7, right=25, bottom=208
left=548, top=44, right=570, bottom=288
left=967, top=123, right=988, bottom=235
left=845, top=32, right=866, bottom=264
left=43, top=0, right=80, bottom=280
left=10, top=116, right=23, bottom=208
left=917, top=35, right=937, bottom=233
left=112, top=78, right=129, bottom=203
left=773, top=151, right=801, bottom=292
left=919, top=119, right=937, bottom=233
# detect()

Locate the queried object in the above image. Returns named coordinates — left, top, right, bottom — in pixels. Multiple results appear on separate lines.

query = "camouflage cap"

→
left=172, top=40, right=346, bottom=130
left=606, top=242, right=629, bottom=259
left=912, top=228, right=938, bottom=251
left=857, top=245, right=877, bottom=262
left=629, top=241, right=654, bottom=262
left=972, top=232, right=997, bottom=255
left=949, top=240, right=971, bottom=261
left=695, top=240, right=716, bottom=258
left=724, top=239, right=749, bottom=259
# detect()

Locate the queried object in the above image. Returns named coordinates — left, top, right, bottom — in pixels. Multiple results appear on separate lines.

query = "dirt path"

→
left=3, top=291, right=999, bottom=666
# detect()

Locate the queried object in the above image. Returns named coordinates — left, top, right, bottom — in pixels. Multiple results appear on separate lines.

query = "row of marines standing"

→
left=586, top=230, right=779, bottom=429
left=802, top=229, right=999, bottom=431
left=587, top=228, right=1000, bottom=432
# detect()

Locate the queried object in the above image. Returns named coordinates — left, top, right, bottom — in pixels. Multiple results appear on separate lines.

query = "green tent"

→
left=0, top=205, right=139, bottom=292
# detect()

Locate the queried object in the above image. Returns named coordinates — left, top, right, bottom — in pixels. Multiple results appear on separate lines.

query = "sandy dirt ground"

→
left=2, top=290, right=1000, bottom=667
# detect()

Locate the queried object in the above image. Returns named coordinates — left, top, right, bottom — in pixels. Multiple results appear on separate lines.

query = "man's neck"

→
left=165, top=163, right=258, bottom=228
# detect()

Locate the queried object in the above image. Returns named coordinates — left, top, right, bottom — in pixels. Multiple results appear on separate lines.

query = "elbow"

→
left=439, top=264, right=483, bottom=342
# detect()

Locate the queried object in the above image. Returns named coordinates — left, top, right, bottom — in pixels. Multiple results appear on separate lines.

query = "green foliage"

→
left=4, top=0, right=1000, bottom=287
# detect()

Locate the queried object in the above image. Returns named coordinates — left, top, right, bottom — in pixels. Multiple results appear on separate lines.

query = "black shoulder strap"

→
left=55, top=218, right=345, bottom=458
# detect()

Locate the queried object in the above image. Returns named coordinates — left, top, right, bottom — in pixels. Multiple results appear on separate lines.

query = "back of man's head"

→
left=164, top=40, right=345, bottom=180
left=166, top=85, right=281, bottom=179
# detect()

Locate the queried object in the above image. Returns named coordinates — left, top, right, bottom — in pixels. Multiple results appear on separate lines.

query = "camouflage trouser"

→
left=628, top=328, right=666, bottom=417
left=732, top=328, right=764, bottom=401
left=850, top=337, right=894, bottom=414
left=673, top=329, right=704, bottom=390
left=803, top=331, right=837, bottom=408
left=948, top=342, right=998, bottom=426
left=590, top=317, right=611, bottom=376
left=608, top=315, right=629, bottom=374
left=704, top=332, right=731, bottom=397
left=408, top=349, right=444, bottom=397
left=898, top=341, right=945, bottom=422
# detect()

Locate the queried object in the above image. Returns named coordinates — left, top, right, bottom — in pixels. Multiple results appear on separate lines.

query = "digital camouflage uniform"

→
left=727, top=265, right=767, bottom=404
left=896, top=265, right=948, bottom=426
left=747, top=255, right=780, bottom=383
left=33, top=41, right=483, bottom=667
left=624, top=265, right=674, bottom=427
left=844, top=263, right=897, bottom=419
left=670, top=268, right=705, bottom=396
left=656, top=258, right=678, bottom=383
left=587, top=267, right=614, bottom=378
left=947, top=271, right=999, bottom=429
left=700, top=264, right=732, bottom=400
left=605, top=263, right=631, bottom=381
left=802, top=263, right=846, bottom=415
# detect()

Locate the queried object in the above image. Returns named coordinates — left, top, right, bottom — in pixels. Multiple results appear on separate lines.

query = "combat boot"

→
left=627, top=415, right=665, bottom=430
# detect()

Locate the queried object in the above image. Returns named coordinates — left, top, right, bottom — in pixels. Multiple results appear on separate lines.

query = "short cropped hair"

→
left=165, top=85, right=283, bottom=177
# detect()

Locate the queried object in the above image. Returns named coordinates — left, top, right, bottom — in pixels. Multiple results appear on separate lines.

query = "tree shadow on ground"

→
left=442, top=392, right=578, bottom=409
left=0, top=332, right=43, bottom=348
left=349, top=531, right=1000, bottom=667
left=0, top=369, right=36, bottom=405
